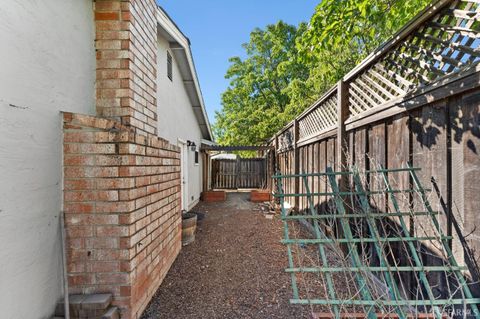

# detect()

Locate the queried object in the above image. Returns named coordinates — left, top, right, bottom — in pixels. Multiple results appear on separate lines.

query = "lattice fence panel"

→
left=348, top=0, right=480, bottom=118
left=298, top=92, right=338, bottom=141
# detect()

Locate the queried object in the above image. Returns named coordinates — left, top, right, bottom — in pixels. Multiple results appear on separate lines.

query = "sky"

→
left=157, top=0, right=319, bottom=126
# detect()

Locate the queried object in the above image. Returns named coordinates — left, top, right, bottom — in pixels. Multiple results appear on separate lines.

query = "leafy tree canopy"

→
left=214, top=21, right=309, bottom=146
left=214, top=0, right=430, bottom=148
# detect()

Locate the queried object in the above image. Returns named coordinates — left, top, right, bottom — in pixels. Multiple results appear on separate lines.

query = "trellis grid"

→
left=273, top=166, right=480, bottom=319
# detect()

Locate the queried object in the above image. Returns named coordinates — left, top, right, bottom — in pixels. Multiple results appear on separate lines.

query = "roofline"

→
left=156, top=6, right=214, bottom=142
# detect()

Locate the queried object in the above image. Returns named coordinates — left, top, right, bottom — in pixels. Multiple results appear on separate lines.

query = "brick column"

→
left=62, top=2, right=186, bottom=318
left=63, top=113, right=182, bottom=318
left=95, top=0, right=158, bottom=135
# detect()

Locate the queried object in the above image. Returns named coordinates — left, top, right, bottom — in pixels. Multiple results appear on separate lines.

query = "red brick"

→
left=66, top=226, right=94, bottom=238
left=64, top=143, right=116, bottom=154
left=97, top=177, right=135, bottom=189
left=97, top=31, right=130, bottom=41
left=64, top=179, right=96, bottom=191
left=96, top=225, right=130, bottom=237
left=95, top=21, right=129, bottom=31
left=95, top=12, right=120, bottom=21
left=96, top=69, right=131, bottom=80
left=118, top=187, right=146, bottom=201
left=85, top=237, right=119, bottom=249
left=96, top=273, right=129, bottom=285
left=64, top=132, right=95, bottom=143
left=95, top=2, right=121, bottom=11
left=86, top=261, right=120, bottom=273
left=67, top=261, right=86, bottom=273
left=64, top=190, right=118, bottom=202
left=94, top=249, right=129, bottom=261
left=120, top=286, right=131, bottom=297
left=64, top=154, right=96, bottom=166
left=65, top=214, right=118, bottom=226
left=64, top=203, right=95, bottom=214
left=68, top=274, right=95, bottom=286
left=121, top=12, right=131, bottom=21
left=95, top=200, right=135, bottom=213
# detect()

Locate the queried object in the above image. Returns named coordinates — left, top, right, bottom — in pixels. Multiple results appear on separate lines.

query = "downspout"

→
left=60, top=113, right=70, bottom=319
left=60, top=213, right=70, bottom=319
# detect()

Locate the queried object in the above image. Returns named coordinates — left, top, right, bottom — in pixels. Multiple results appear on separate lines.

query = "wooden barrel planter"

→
left=181, top=212, right=197, bottom=246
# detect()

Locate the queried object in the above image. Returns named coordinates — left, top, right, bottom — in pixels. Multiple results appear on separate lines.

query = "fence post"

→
left=293, top=119, right=300, bottom=211
left=202, top=151, right=209, bottom=192
left=337, top=80, right=349, bottom=175
left=337, top=80, right=350, bottom=255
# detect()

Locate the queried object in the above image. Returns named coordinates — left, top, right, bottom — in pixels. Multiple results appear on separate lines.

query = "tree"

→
left=215, top=0, right=431, bottom=146
left=213, top=21, right=309, bottom=146
left=289, top=0, right=431, bottom=112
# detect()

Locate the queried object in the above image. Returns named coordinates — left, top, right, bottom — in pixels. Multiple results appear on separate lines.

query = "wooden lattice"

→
left=298, top=91, right=338, bottom=141
left=272, top=0, right=480, bottom=146
left=348, top=0, right=480, bottom=118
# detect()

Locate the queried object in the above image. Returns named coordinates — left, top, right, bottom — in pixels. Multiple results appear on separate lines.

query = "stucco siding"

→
left=157, top=36, right=204, bottom=210
left=0, top=0, right=95, bottom=318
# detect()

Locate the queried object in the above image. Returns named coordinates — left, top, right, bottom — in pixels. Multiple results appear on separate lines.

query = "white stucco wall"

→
left=0, top=1, right=95, bottom=318
left=157, top=36, right=204, bottom=210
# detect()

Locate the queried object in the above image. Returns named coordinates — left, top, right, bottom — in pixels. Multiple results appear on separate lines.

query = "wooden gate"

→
left=211, top=158, right=266, bottom=189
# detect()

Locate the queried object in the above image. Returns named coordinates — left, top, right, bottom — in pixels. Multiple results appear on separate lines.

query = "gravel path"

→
left=140, top=192, right=312, bottom=319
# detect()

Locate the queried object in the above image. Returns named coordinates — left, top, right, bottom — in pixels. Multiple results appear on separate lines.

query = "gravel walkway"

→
left=140, top=192, right=312, bottom=319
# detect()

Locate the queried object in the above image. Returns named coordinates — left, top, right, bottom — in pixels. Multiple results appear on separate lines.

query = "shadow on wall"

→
left=409, top=91, right=480, bottom=154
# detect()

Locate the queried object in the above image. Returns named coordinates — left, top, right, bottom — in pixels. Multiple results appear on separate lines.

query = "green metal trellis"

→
left=273, top=166, right=480, bottom=319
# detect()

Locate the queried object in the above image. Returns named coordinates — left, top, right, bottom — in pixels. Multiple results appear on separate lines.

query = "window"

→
left=167, top=51, right=173, bottom=81
left=194, top=151, right=199, bottom=165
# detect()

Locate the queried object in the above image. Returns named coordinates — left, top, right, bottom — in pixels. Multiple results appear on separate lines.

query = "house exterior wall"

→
left=0, top=0, right=95, bottom=318
left=0, top=1, right=206, bottom=317
left=62, top=1, right=186, bottom=318
left=157, top=36, right=204, bottom=210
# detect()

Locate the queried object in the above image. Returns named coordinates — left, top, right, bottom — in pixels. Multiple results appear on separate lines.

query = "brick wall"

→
left=95, top=0, right=158, bottom=135
left=63, top=112, right=182, bottom=318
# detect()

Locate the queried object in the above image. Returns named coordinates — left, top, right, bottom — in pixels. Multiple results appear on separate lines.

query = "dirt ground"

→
left=140, top=192, right=314, bottom=319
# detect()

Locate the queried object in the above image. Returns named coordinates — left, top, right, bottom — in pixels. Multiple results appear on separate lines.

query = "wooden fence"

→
left=268, top=0, right=480, bottom=275
left=212, top=158, right=266, bottom=189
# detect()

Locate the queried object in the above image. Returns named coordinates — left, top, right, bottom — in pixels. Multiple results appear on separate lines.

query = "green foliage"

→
left=213, top=21, right=309, bottom=146
left=214, top=0, right=430, bottom=146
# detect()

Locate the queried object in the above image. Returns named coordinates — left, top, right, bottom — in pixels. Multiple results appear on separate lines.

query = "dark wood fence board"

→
left=449, top=94, right=466, bottom=264
left=354, top=128, right=367, bottom=172
left=319, top=140, right=327, bottom=213
left=369, top=122, right=387, bottom=212
left=456, top=89, right=480, bottom=256
left=300, top=146, right=306, bottom=212
left=313, top=142, right=319, bottom=211
left=387, top=114, right=410, bottom=213
left=410, top=101, right=449, bottom=279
